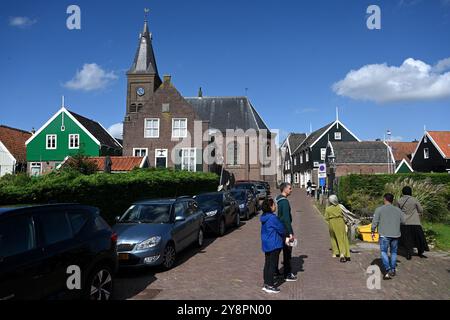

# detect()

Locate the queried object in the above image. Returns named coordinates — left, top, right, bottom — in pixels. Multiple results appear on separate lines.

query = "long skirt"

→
left=329, top=218, right=350, bottom=258
left=400, top=225, right=429, bottom=255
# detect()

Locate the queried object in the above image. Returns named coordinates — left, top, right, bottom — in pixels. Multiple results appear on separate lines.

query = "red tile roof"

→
left=389, top=142, right=418, bottom=164
left=0, top=125, right=32, bottom=162
left=88, top=156, right=145, bottom=172
left=428, top=131, right=450, bottom=158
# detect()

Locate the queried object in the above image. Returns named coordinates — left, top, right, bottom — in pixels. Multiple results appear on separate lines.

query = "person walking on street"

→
left=397, top=186, right=429, bottom=260
left=325, top=195, right=351, bottom=263
left=372, top=193, right=405, bottom=280
left=260, top=198, right=285, bottom=294
left=276, top=183, right=297, bottom=282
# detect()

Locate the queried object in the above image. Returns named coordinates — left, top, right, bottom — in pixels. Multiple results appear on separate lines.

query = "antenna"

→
left=61, top=95, right=65, bottom=108
left=144, top=8, right=150, bottom=21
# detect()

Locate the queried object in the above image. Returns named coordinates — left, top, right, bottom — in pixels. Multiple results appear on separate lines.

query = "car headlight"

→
left=205, top=210, right=218, bottom=217
left=135, top=236, right=161, bottom=251
left=239, top=204, right=245, bottom=209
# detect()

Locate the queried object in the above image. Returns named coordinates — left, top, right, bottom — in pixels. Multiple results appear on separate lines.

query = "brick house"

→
left=122, top=18, right=275, bottom=183
left=0, top=125, right=32, bottom=176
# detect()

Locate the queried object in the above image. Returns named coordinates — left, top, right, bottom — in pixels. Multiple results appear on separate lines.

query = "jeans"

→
left=264, top=249, right=281, bottom=286
left=380, top=236, right=399, bottom=272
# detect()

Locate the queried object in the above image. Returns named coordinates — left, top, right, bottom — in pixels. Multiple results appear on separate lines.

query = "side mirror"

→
left=115, top=216, right=121, bottom=223
left=175, top=215, right=185, bottom=222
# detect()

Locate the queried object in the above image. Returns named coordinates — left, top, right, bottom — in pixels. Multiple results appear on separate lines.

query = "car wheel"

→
left=197, top=228, right=204, bottom=248
left=235, top=212, right=240, bottom=227
left=85, top=265, right=114, bottom=301
left=218, top=218, right=226, bottom=237
left=162, top=243, right=176, bottom=270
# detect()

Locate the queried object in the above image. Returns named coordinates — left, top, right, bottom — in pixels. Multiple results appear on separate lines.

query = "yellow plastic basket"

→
left=357, top=224, right=379, bottom=243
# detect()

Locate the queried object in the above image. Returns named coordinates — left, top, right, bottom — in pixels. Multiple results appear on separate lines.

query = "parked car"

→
left=234, top=182, right=260, bottom=209
left=236, top=180, right=271, bottom=195
left=194, top=192, right=240, bottom=237
left=113, top=198, right=204, bottom=270
left=230, top=189, right=257, bottom=220
left=0, top=204, right=118, bottom=301
left=255, top=183, right=268, bottom=200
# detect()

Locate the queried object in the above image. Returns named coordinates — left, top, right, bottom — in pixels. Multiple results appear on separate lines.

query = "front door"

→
left=155, top=149, right=168, bottom=168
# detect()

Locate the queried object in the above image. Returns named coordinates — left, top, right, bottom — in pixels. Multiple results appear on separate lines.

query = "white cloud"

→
left=64, top=63, right=118, bottom=91
left=333, top=57, right=450, bottom=103
left=9, top=16, right=37, bottom=28
left=108, top=123, right=123, bottom=139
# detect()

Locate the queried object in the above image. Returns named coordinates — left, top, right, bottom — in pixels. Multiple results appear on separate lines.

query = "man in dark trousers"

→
left=276, top=182, right=297, bottom=282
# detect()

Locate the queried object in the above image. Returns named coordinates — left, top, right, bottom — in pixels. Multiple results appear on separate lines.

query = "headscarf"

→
left=328, top=195, right=339, bottom=206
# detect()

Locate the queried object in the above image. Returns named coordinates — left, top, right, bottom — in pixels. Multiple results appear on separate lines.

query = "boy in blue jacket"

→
left=260, top=198, right=285, bottom=294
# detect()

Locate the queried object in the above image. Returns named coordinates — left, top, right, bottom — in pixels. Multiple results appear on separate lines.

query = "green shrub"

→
left=0, top=169, right=219, bottom=224
left=385, top=177, right=449, bottom=222
left=337, top=173, right=450, bottom=222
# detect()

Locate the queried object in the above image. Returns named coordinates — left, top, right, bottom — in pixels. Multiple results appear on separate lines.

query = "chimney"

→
left=198, top=87, right=203, bottom=98
left=31, top=127, right=36, bottom=135
left=163, top=75, right=171, bottom=85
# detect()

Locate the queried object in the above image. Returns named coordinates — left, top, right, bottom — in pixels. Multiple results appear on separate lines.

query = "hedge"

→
left=337, top=173, right=450, bottom=222
left=0, top=168, right=219, bottom=224
left=338, top=173, right=450, bottom=202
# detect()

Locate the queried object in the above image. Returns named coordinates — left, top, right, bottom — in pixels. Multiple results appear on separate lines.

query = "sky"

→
left=0, top=0, right=449, bottom=144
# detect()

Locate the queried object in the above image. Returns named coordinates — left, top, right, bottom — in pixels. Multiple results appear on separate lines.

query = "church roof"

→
left=129, top=20, right=160, bottom=76
left=185, top=97, right=270, bottom=132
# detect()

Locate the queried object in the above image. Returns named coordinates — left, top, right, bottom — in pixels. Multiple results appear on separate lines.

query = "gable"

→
left=395, top=159, right=414, bottom=173
left=411, top=132, right=447, bottom=162
left=0, top=126, right=31, bottom=162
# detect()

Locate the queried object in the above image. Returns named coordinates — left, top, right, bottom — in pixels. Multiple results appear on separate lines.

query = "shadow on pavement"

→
left=114, top=233, right=219, bottom=300
left=292, top=255, right=308, bottom=273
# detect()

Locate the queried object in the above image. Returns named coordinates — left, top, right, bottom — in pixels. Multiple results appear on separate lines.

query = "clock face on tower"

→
left=137, top=87, right=145, bottom=96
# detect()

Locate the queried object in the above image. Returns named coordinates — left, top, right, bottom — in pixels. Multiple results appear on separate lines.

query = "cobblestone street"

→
left=115, top=188, right=450, bottom=300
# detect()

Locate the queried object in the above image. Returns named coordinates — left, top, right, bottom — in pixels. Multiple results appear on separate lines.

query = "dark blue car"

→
left=113, top=198, right=205, bottom=270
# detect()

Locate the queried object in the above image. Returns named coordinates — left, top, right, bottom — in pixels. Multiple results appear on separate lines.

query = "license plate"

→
left=118, top=253, right=129, bottom=261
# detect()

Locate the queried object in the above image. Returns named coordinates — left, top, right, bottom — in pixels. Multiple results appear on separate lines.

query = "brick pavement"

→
left=114, top=188, right=450, bottom=300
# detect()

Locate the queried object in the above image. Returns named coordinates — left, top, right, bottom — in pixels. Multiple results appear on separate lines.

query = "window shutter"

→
left=196, top=148, right=203, bottom=172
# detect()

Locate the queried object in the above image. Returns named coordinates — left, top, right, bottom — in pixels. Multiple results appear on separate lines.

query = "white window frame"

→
left=320, top=148, right=327, bottom=161
left=144, top=118, right=160, bottom=138
left=46, top=134, right=57, bottom=150
left=155, top=149, right=168, bottom=168
left=30, top=163, right=42, bottom=176
left=172, top=118, right=188, bottom=139
left=68, top=134, right=80, bottom=149
left=424, top=136, right=428, bottom=143
left=133, top=148, right=148, bottom=157
left=424, top=148, right=430, bottom=159
left=294, top=157, right=297, bottom=166
left=181, top=148, right=196, bottom=172
left=300, top=154, right=303, bottom=164
left=334, top=132, right=342, bottom=140
left=306, top=151, right=309, bottom=162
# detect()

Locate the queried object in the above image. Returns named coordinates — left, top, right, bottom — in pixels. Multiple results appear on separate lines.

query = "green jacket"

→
left=276, top=195, right=293, bottom=235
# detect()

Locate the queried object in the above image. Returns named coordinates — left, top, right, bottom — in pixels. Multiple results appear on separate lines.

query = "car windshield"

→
left=119, top=204, right=172, bottom=224
left=231, top=191, right=246, bottom=201
left=235, top=184, right=253, bottom=190
left=195, top=194, right=222, bottom=210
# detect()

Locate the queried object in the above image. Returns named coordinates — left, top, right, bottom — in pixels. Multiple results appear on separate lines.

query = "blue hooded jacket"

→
left=260, top=212, right=285, bottom=253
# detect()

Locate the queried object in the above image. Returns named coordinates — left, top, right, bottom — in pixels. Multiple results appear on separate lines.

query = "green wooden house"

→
left=26, top=107, right=122, bottom=176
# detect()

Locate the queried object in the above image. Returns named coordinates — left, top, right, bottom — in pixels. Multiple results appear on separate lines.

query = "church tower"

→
left=125, top=10, right=161, bottom=115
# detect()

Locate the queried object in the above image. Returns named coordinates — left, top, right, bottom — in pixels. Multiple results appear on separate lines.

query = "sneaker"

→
left=262, top=285, right=280, bottom=294
left=418, top=254, right=428, bottom=259
left=285, top=273, right=298, bottom=282
left=389, top=269, right=396, bottom=277
left=383, top=273, right=392, bottom=280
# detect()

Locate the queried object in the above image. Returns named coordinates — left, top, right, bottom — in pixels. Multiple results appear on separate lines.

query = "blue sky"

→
left=0, top=0, right=449, bottom=143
